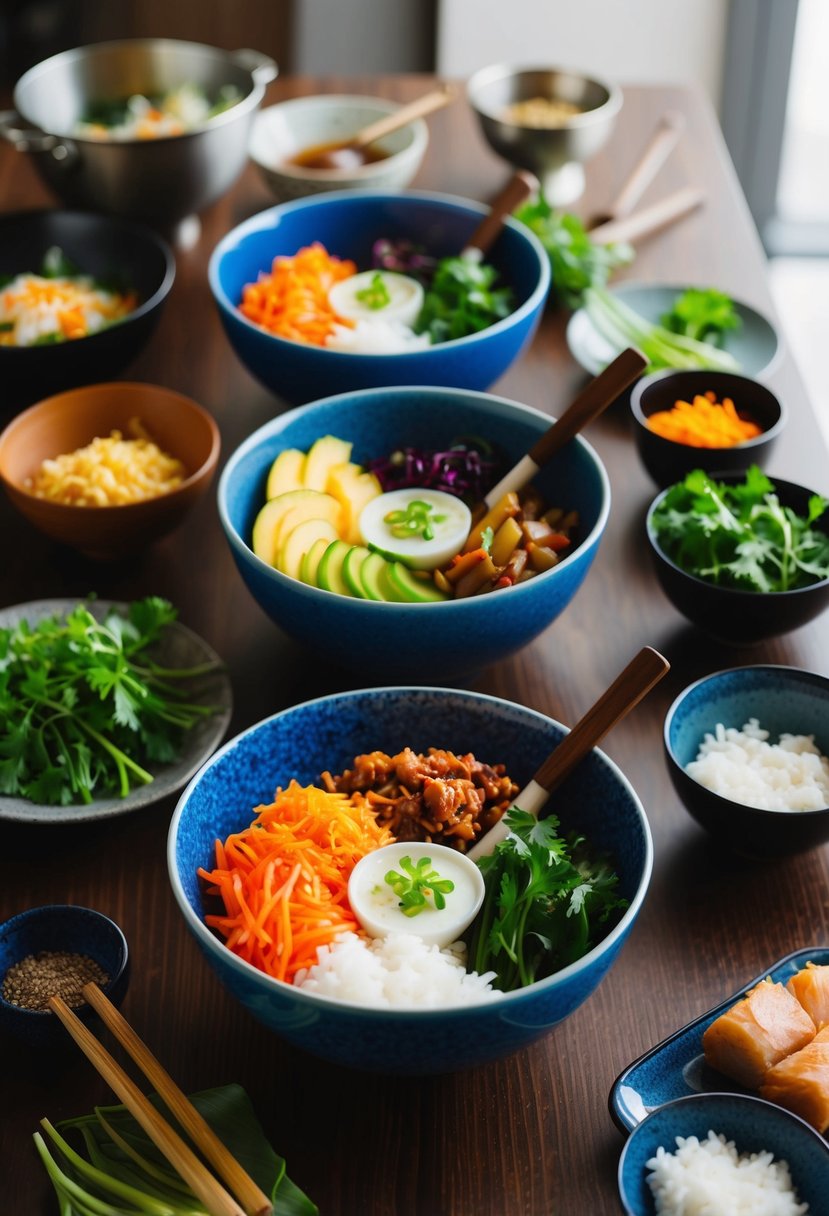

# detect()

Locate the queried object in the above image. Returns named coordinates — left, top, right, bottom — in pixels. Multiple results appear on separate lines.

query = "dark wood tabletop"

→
left=2, top=75, right=828, bottom=1216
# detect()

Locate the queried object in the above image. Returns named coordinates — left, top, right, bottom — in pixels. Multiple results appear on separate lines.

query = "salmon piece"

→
left=702, top=977, right=816, bottom=1089
left=760, top=1024, right=829, bottom=1131
left=787, top=962, right=829, bottom=1029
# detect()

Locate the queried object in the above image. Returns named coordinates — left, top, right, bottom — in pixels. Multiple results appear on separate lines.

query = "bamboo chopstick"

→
left=81, top=982, right=272, bottom=1216
left=48, top=995, right=252, bottom=1216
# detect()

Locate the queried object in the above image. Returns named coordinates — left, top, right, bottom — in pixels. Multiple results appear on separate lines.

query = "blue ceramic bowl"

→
left=618, top=1093, right=829, bottom=1215
left=218, top=385, right=610, bottom=680
left=664, top=665, right=829, bottom=857
left=0, top=905, right=129, bottom=1049
left=168, top=686, right=652, bottom=1074
left=207, top=189, right=550, bottom=404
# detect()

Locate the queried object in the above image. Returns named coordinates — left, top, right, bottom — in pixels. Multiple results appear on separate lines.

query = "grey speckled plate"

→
left=0, top=600, right=232, bottom=824
left=609, top=946, right=829, bottom=1134
left=567, top=282, right=782, bottom=380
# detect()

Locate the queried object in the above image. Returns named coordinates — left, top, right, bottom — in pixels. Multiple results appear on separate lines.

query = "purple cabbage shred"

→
left=371, top=238, right=438, bottom=285
left=367, top=442, right=500, bottom=504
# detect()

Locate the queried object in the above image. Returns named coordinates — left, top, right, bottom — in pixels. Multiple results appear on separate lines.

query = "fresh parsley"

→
left=0, top=599, right=220, bottom=805
left=384, top=855, right=455, bottom=917
left=513, top=195, right=634, bottom=310
left=651, top=466, right=829, bottom=593
left=467, top=807, right=628, bottom=991
left=415, top=256, right=514, bottom=343
left=660, top=287, right=742, bottom=346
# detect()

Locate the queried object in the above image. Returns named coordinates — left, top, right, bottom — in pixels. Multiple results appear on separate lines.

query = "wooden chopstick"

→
left=81, top=983, right=272, bottom=1216
left=47, top=994, right=259, bottom=1216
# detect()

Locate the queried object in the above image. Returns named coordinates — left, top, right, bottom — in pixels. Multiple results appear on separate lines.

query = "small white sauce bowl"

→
left=348, top=841, right=485, bottom=948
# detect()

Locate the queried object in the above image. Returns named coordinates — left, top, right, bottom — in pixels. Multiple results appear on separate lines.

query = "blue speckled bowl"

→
left=207, top=189, right=550, bottom=405
left=168, top=686, right=652, bottom=1074
left=618, top=1093, right=829, bottom=1216
left=664, top=665, right=829, bottom=857
left=218, top=386, right=610, bottom=680
left=0, top=905, right=129, bottom=1049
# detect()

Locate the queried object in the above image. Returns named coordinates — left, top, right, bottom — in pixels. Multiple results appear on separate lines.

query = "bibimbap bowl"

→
left=217, top=385, right=610, bottom=680
left=168, top=686, right=652, bottom=1074
left=208, top=189, right=550, bottom=405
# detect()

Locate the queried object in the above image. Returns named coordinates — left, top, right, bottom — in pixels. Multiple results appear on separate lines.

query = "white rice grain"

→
left=686, top=719, right=829, bottom=812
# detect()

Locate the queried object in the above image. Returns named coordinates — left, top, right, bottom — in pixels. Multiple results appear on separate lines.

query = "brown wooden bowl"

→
left=0, top=382, right=220, bottom=560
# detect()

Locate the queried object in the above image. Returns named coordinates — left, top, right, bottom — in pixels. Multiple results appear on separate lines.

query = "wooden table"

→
left=2, top=76, right=827, bottom=1216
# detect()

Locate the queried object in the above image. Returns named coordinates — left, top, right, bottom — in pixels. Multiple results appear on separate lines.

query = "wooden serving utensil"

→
left=590, top=185, right=705, bottom=247
left=467, top=646, right=670, bottom=860
left=461, top=169, right=539, bottom=261
left=48, top=990, right=272, bottom=1216
left=476, top=346, right=647, bottom=513
left=586, top=111, right=686, bottom=230
left=292, top=84, right=457, bottom=170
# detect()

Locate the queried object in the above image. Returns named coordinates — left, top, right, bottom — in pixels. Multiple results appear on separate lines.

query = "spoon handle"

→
left=467, top=647, right=670, bottom=861
left=591, top=185, right=705, bottom=247
left=604, top=111, right=685, bottom=222
left=352, top=84, right=457, bottom=149
left=462, top=170, right=538, bottom=260
left=480, top=347, right=646, bottom=510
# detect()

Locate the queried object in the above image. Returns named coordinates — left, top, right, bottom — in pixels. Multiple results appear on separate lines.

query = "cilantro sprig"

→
left=660, top=287, right=741, bottom=346
left=467, top=807, right=628, bottom=991
left=0, top=598, right=220, bottom=805
left=651, top=467, right=829, bottom=593
left=415, top=257, right=514, bottom=343
left=384, top=855, right=455, bottom=917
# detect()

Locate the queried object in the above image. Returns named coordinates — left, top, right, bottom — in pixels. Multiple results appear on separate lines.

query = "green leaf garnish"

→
left=385, top=855, right=455, bottom=917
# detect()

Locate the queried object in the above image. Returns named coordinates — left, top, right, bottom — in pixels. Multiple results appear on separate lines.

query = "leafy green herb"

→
left=660, top=287, right=742, bottom=346
left=415, top=256, right=514, bottom=343
left=0, top=599, right=221, bottom=805
left=514, top=195, right=634, bottom=309
left=584, top=286, right=742, bottom=373
left=35, top=1083, right=317, bottom=1215
left=355, top=271, right=392, bottom=311
left=385, top=855, right=455, bottom=917
left=467, top=807, right=628, bottom=991
left=384, top=499, right=446, bottom=542
left=651, top=466, right=829, bottom=592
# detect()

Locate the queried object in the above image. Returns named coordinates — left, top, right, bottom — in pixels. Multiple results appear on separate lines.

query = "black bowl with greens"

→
left=0, top=210, right=174, bottom=409
left=646, top=467, right=829, bottom=644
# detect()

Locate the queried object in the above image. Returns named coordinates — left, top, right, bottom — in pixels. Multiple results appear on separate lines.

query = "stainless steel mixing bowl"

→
left=467, top=64, right=622, bottom=205
left=0, top=39, right=277, bottom=228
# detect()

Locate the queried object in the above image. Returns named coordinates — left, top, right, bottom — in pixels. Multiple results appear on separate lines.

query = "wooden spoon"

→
left=586, top=111, right=686, bottom=230
left=292, top=84, right=457, bottom=170
left=467, top=646, right=670, bottom=860
left=590, top=185, right=705, bottom=247
left=461, top=169, right=539, bottom=261
left=477, top=346, right=647, bottom=512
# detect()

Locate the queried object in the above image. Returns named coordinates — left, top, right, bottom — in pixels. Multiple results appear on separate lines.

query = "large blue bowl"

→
left=208, top=189, right=550, bottom=404
left=618, top=1093, right=829, bottom=1215
left=168, top=686, right=652, bottom=1074
left=664, top=664, right=829, bottom=857
left=218, top=385, right=610, bottom=680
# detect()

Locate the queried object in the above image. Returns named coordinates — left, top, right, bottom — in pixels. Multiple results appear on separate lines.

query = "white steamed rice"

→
left=293, top=931, right=502, bottom=1008
left=646, top=1130, right=808, bottom=1216
left=324, top=318, right=431, bottom=354
left=685, top=719, right=829, bottom=812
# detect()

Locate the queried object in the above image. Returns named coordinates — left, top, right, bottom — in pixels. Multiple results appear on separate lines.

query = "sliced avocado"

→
left=388, top=562, right=448, bottom=603
left=360, top=551, right=389, bottom=601
left=278, top=517, right=338, bottom=580
left=300, top=537, right=331, bottom=586
left=378, top=563, right=410, bottom=603
left=343, top=546, right=373, bottom=599
left=317, top=540, right=352, bottom=597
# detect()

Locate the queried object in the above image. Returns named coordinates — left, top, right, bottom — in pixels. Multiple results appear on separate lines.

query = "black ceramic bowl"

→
left=0, top=210, right=175, bottom=410
left=664, top=665, right=829, bottom=857
left=0, top=904, right=129, bottom=1048
left=631, top=370, right=786, bottom=489
left=646, top=472, right=829, bottom=644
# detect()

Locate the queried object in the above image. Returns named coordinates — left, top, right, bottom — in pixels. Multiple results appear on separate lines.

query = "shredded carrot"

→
left=238, top=242, right=357, bottom=346
left=646, top=390, right=762, bottom=448
left=198, top=780, right=392, bottom=983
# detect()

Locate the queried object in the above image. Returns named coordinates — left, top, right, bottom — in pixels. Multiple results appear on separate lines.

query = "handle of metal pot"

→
left=231, top=50, right=279, bottom=88
left=0, top=110, right=77, bottom=164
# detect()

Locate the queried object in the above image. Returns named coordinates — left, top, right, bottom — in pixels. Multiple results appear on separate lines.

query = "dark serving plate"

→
left=0, top=209, right=174, bottom=409
left=609, top=946, right=829, bottom=1133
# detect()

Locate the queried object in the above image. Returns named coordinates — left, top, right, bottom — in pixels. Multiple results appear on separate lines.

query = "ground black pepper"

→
left=2, top=950, right=109, bottom=1012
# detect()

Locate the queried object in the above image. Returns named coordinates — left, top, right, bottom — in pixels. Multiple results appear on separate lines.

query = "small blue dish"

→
left=618, top=1093, right=829, bottom=1215
left=168, top=685, right=652, bottom=1074
left=664, top=665, right=829, bottom=857
left=0, top=905, right=130, bottom=1048
left=208, top=189, right=550, bottom=405
left=218, top=385, right=610, bottom=681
